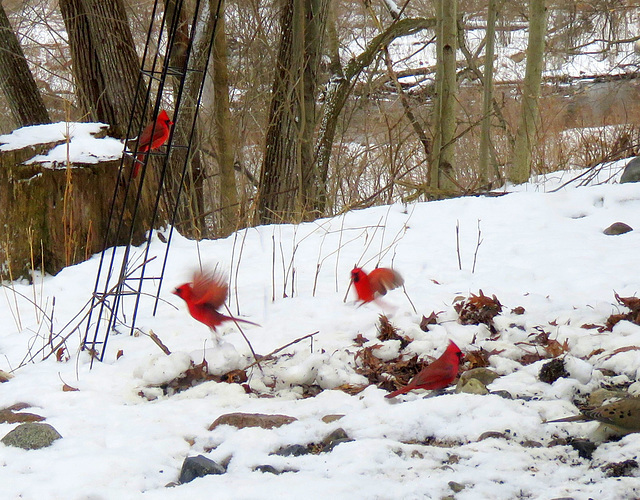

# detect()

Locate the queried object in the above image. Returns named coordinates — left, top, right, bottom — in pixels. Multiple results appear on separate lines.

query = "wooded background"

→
left=1, top=0, right=640, bottom=240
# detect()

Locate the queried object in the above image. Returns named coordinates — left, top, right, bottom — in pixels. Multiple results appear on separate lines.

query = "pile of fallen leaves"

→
left=140, top=360, right=249, bottom=399
left=454, top=290, right=502, bottom=336
left=603, top=293, right=640, bottom=331
left=354, top=315, right=431, bottom=392
left=515, top=327, right=570, bottom=365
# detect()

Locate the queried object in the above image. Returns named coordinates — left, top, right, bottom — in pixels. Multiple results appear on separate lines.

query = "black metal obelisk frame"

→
left=82, top=0, right=220, bottom=364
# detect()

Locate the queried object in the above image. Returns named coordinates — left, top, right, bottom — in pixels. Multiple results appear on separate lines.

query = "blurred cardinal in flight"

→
left=173, top=269, right=258, bottom=332
left=133, top=109, right=173, bottom=178
left=385, top=340, right=463, bottom=398
left=350, top=266, right=404, bottom=304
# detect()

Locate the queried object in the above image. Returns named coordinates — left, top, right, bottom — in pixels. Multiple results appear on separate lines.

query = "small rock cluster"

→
left=174, top=412, right=353, bottom=484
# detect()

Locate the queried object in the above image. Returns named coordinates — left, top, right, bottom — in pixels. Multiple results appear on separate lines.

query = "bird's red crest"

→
left=159, top=109, right=174, bottom=126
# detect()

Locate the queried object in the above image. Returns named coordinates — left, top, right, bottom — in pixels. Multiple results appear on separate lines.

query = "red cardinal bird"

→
left=350, top=266, right=404, bottom=303
left=385, top=340, right=463, bottom=398
left=172, top=269, right=258, bottom=332
left=133, top=109, right=173, bottom=178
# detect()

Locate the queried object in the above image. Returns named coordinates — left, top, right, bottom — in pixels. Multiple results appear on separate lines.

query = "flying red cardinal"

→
left=172, top=269, right=258, bottom=332
left=350, top=266, right=404, bottom=303
left=385, top=340, right=463, bottom=398
left=133, top=109, right=173, bottom=178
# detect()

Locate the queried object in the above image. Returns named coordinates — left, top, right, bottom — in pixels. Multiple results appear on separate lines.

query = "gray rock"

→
left=322, top=428, right=349, bottom=445
left=490, top=390, right=514, bottom=399
left=179, top=455, right=225, bottom=483
left=457, top=367, right=500, bottom=388
left=208, top=412, right=297, bottom=431
left=456, top=378, right=489, bottom=395
left=1, top=422, right=61, bottom=450
left=254, top=465, right=280, bottom=474
left=321, top=414, right=345, bottom=423
left=478, top=431, right=508, bottom=441
left=603, top=222, right=633, bottom=235
left=321, top=428, right=354, bottom=452
left=448, top=481, right=465, bottom=493
left=274, top=444, right=309, bottom=457
left=621, top=157, right=640, bottom=183
left=521, top=439, right=543, bottom=448
left=0, top=409, right=45, bottom=424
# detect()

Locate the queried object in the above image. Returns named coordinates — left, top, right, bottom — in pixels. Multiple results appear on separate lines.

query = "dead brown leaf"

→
left=420, top=311, right=440, bottom=331
left=377, top=315, right=411, bottom=349
left=157, top=360, right=219, bottom=395
left=354, top=346, right=424, bottom=392
left=454, top=290, right=502, bottom=334
left=353, top=334, right=369, bottom=346
left=519, top=352, right=546, bottom=365
left=602, top=294, right=640, bottom=331
left=464, top=347, right=504, bottom=369
left=586, top=348, right=605, bottom=359
left=55, top=347, right=69, bottom=363
left=222, top=369, right=248, bottom=384
left=544, top=338, right=569, bottom=358
left=603, top=345, right=640, bottom=361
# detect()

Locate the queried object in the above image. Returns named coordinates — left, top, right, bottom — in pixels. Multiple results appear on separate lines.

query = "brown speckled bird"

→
left=546, top=397, right=640, bottom=435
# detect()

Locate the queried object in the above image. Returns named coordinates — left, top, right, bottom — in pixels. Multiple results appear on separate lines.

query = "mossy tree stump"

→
left=1, top=143, right=164, bottom=278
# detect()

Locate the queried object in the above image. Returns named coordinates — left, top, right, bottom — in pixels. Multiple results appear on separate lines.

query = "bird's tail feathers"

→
left=385, top=386, right=411, bottom=399
left=544, top=414, right=588, bottom=424
left=225, top=315, right=261, bottom=328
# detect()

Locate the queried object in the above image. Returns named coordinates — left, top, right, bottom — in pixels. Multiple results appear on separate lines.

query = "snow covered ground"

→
left=2, top=156, right=640, bottom=498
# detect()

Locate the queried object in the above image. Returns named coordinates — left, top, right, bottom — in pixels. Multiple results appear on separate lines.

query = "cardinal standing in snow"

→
left=350, top=266, right=404, bottom=304
left=173, top=269, right=258, bottom=333
left=385, top=340, right=463, bottom=398
left=133, top=109, right=173, bottom=178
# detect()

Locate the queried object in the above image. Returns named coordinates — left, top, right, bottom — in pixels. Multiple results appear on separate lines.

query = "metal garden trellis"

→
left=81, top=0, right=221, bottom=365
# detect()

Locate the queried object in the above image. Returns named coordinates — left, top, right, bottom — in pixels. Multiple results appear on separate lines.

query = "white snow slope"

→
left=2, top=164, right=640, bottom=499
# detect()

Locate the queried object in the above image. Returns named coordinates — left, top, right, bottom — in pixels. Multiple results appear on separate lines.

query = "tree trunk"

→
left=212, top=0, right=239, bottom=236
left=162, top=0, right=211, bottom=239
left=314, top=17, right=435, bottom=210
left=257, top=0, right=328, bottom=224
left=430, top=0, right=457, bottom=191
left=509, top=0, right=547, bottom=184
left=0, top=144, right=158, bottom=278
left=59, top=0, right=146, bottom=138
left=0, top=3, right=50, bottom=126
left=478, top=0, right=498, bottom=188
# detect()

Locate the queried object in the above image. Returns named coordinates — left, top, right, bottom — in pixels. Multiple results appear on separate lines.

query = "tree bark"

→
left=257, top=0, right=329, bottom=224
left=430, top=0, right=457, bottom=191
left=0, top=3, right=50, bottom=126
left=211, top=0, right=239, bottom=235
left=509, top=0, right=547, bottom=184
left=161, top=0, right=211, bottom=239
left=314, top=17, right=436, bottom=211
left=59, top=0, right=146, bottom=138
left=478, top=0, right=498, bottom=188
